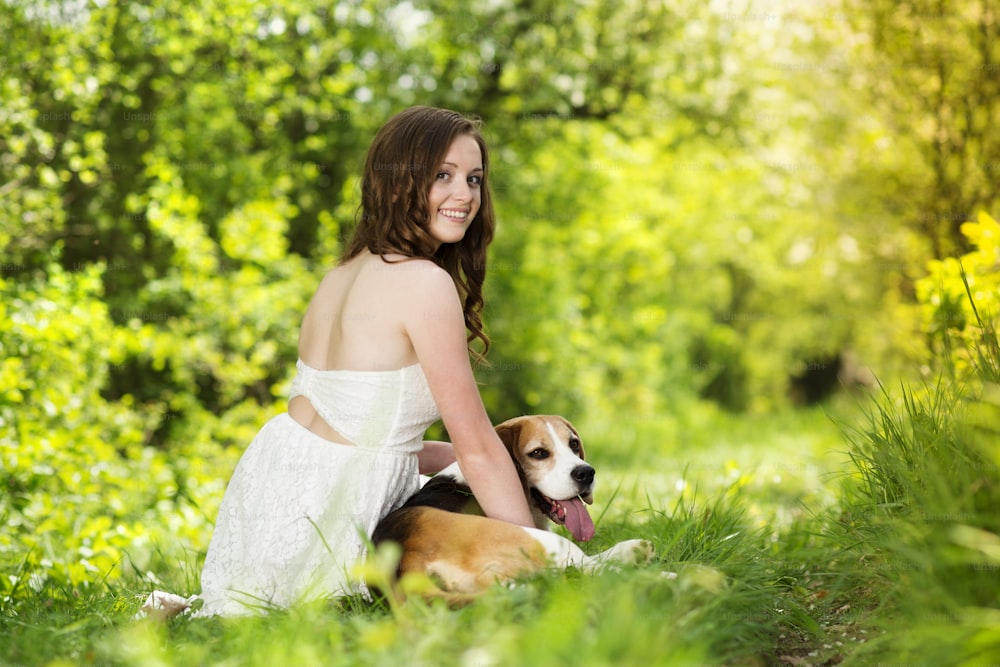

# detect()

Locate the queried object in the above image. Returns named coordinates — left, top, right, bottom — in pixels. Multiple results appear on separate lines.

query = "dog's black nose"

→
left=572, top=465, right=595, bottom=486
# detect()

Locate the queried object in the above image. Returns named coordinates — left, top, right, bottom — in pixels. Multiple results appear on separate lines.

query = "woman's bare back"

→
left=288, top=251, right=443, bottom=443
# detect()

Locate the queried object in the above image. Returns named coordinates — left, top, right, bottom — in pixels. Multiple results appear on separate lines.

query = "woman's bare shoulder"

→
left=373, top=256, right=455, bottom=293
left=373, top=254, right=444, bottom=273
left=307, top=262, right=356, bottom=303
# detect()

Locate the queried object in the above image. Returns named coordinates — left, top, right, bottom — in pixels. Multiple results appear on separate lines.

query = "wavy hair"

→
left=342, top=106, right=496, bottom=363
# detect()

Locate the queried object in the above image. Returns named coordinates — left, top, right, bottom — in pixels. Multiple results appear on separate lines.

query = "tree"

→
left=839, top=0, right=1000, bottom=259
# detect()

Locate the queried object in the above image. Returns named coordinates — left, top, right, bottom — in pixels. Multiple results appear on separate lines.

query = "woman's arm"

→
left=418, top=440, right=456, bottom=474
left=399, top=262, right=535, bottom=528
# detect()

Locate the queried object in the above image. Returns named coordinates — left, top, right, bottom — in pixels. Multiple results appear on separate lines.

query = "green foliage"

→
left=1, top=0, right=908, bottom=615
left=916, top=211, right=1000, bottom=373
left=832, top=287, right=1000, bottom=663
left=484, top=118, right=870, bottom=416
left=839, top=0, right=1000, bottom=259
left=0, top=264, right=224, bottom=601
left=2, top=0, right=903, bottom=432
left=4, top=1, right=1000, bottom=663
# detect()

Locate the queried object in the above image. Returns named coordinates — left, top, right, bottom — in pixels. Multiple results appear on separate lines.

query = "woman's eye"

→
left=468, top=175, right=483, bottom=186
left=436, top=171, right=451, bottom=180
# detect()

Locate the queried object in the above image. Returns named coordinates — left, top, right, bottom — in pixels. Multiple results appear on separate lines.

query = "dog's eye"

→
left=569, top=437, right=582, bottom=454
left=528, top=448, right=549, bottom=460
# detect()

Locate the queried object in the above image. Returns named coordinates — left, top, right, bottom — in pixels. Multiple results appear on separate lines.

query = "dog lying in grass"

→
left=371, top=415, right=654, bottom=600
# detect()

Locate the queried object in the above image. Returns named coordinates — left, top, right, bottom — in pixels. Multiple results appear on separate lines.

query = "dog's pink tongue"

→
left=564, top=497, right=595, bottom=542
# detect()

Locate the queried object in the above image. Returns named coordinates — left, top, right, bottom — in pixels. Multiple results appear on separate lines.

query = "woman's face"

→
left=426, top=134, right=483, bottom=249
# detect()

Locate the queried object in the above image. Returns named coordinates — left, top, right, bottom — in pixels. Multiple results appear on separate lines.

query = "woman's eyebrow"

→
left=442, top=161, right=484, bottom=172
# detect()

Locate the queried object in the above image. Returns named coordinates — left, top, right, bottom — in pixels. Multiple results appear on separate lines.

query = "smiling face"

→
left=426, top=133, right=483, bottom=250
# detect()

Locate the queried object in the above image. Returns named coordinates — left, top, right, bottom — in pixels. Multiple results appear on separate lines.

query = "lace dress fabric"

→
left=197, top=360, right=440, bottom=616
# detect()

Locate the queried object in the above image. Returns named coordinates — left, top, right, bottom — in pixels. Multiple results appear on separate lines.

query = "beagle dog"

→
left=371, top=415, right=653, bottom=598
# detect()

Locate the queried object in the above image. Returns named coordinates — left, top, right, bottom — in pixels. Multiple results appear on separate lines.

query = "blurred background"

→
left=2, top=0, right=998, bottom=585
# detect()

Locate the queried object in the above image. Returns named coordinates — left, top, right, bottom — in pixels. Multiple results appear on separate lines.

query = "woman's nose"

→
left=451, top=182, right=472, bottom=202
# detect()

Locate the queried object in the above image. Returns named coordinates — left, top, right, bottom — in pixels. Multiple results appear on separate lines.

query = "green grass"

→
left=4, top=378, right=1000, bottom=666
left=823, top=360, right=1000, bottom=661
left=2, top=404, right=857, bottom=667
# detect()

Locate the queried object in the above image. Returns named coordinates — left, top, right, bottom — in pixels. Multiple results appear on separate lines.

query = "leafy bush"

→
left=0, top=264, right=204, bottom=603
left=832, top=214, right=1000, bottom=663
left=0, top=192, right=315, bottom=608
left=916, top=211, right=1000, bottom=375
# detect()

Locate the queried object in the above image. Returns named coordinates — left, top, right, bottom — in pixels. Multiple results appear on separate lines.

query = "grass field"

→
left=4, top=383, right=1000, bottom=666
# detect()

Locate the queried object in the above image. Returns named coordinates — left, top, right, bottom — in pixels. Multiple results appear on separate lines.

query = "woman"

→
left=196, top=106, right=535, bottom=615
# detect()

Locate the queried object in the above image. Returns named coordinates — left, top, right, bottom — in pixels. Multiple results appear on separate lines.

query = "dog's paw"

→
left=629, top=539, right=655, bottom=564
left=604, top=539, right=655, bottom=565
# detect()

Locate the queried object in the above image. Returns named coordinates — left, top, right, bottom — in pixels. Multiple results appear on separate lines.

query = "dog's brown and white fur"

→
left=371, top=415, right=653, bottom=597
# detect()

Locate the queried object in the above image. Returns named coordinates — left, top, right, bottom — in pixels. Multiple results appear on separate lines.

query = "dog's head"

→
left=495, top=415, right=596, bottom=541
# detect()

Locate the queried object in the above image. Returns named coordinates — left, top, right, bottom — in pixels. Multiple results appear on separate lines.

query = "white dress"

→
left=197, top=359, right=440, bottom=616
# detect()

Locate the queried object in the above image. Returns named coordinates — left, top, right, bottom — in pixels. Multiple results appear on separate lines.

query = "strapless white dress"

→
left=196, top=360, right=440, bottom=616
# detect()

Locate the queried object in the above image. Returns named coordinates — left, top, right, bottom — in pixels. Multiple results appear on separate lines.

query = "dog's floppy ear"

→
left=494, top=418, right=530, bottom=490
left=494, top=418, right=523, bottom=457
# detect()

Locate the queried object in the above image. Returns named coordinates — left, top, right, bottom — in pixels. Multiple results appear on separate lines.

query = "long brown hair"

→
left=342, top=106, right=496, bottom=363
